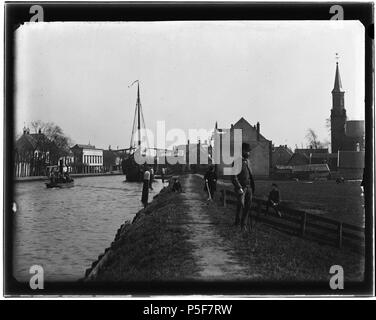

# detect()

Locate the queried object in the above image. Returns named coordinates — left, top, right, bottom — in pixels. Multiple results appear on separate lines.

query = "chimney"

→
left=109, top=145, right=111, bottom=150
left=38, top=128, right=42, bottom=134
left=256, top=122, right=260, bottom=141
left=197, top=140, right=201, bottom=165
left=186, top=139, right=190, bottom=165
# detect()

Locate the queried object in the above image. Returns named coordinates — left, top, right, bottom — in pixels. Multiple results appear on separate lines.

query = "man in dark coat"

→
left=232, top=142, right=255, bottom=231
left=149, top=167, right=154, bottom=190
left=204, top=165, right=217, bottom=200
left=266, top=183, right=282, bottom=217
left=171, top=177, right=182, bottom=193
left=141, top=166, right=151, bottom=208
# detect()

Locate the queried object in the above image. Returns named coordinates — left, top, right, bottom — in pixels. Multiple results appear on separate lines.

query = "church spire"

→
left=330, top=55, right=347, bottom=153
left=332, top=55, right=344, bottom=93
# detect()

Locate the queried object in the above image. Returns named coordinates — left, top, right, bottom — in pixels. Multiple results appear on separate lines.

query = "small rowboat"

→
left=45, top=181, right=74, bottom=188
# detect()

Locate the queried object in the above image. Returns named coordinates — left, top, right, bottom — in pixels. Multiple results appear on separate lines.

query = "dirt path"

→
left=181, top=174, right=250, bottom=280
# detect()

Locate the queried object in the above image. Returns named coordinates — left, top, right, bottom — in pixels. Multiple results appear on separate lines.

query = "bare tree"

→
left=30, top=120, right=44, bottom=133
left=325, top=117, right=331, bottom=134
left=28, top=121, right=73, bottom=156
left=305, top=128, right=327, bottom=149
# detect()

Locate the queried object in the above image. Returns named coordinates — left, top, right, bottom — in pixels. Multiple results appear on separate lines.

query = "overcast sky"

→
left=15, top=21, right=364, bottom=150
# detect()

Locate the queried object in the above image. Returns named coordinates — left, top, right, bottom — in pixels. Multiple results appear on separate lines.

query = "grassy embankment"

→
left=87, top=174, right=364, bottom=282
left=219, top=177, right=364, bottom=226
left=86, top=187, right=199, bottom=281
left=253, top=179, right=364, bottom=226
left=196, top=175, right=365, bottom=281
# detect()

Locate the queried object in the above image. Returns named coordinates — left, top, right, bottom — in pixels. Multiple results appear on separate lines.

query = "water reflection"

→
left=13, top=175, right=164, bottom=281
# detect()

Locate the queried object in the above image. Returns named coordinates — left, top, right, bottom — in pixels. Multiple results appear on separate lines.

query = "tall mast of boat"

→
left=128, top=80, right=149, bottom=152
left=137, top=82, right=141, bottom=147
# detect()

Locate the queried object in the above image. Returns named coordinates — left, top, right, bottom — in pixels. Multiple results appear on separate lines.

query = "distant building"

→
left=103, top=147, right=124, bottom=172
left=337, top=151, right=365, bottom=179
left=295, top=148, right=329, bottom=156
left=328, top=60, right=365, bottom=178
left=71, top=144, right=103, bottom=173
left=309, top=153, right=338, bottom=171
left=59, top=150, right=75, bottom=173
left=330, top=62, right=365, bottom=153
left=215, top=117, right=272, bottom=178
left=345, top=120, right=365, bottom=151
left=286, top=147, right=340, bottom=171
left=172, top=140, right=211, bottom=173
left=292, top=164, right=330, bottom=180
left=273, top=163, right=330, bottom=181
left=103, top=150, right=117, bottom=172
left=273, top=165, right=293, bottom=180
left=271, top=145, right=293, bottom=167
left=14, top=128, right=58, bottom=177
left=287, top=152, right=309, bottom=166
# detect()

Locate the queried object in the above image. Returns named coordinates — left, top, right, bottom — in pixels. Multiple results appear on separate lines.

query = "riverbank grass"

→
left=90, top=190, right=198, bottom=281
left=199, top=175, right=365, bottom=281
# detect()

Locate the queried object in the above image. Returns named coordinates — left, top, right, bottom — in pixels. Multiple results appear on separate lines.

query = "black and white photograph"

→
left=2, top=2, right=374, bottom=300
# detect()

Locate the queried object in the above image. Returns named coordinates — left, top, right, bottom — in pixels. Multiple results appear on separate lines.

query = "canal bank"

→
left=84, top=174, right=364, bottom=282
left=15, top=171, right=123, bottom=182
left=13, top=175, right=165, bottom=281
left=84, top=181, right=199, bottom=281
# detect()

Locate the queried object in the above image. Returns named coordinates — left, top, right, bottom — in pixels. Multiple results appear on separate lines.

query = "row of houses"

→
left=155, top=117, right=272, bottom=178
left=14, top=129, right=125, bottom=177
left=271, top=145, right=365, bottom=180
left=14, top=115, right=365, bottom=180
left=187, top=116, right=364, bottom=180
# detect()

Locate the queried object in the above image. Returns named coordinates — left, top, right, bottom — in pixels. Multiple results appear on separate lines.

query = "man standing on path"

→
left=204, top=165, right=217, bottom=201
left=232, top=142, right=255, bottom=231
left=161, top=167, right=166, bottom=184
left=149, top=167, right=154, bottom=190
left=142, top=166, right=151, bottom=208
left=266, top=183, right=282, bottom=217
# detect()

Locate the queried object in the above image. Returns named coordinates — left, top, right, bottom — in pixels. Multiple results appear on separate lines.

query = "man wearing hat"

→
left=232, top=142, right=255, bottom=231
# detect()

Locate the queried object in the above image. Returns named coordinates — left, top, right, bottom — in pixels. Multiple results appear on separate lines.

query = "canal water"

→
left=13, top=175, right=164, bottom=282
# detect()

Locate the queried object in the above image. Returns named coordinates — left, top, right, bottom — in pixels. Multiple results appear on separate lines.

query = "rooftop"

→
left=71, top=144, right=101, bottom=150
left=292, top=164, right=330, bottom=173
left=338, top=151, right=365, bottom=169
left=295, top=148, right=329, bottom=154
left=345, top=120, right=365, bottom=138
left=15, top=132, right=53, bottom=151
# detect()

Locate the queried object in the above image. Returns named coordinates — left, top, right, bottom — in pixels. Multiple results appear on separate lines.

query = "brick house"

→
left=14, top=128, right=59, bottom=177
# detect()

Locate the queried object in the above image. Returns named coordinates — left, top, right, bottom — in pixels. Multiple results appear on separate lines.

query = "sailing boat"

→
left=121, top=81, right=149, bottom=182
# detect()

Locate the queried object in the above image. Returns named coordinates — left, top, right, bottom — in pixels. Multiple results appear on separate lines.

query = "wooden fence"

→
left=219, top=188, right=365, bottom=251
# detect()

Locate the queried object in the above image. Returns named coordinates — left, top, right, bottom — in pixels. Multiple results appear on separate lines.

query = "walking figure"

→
left=141, top=166, right=151, bottom=208
left=171, top=177, right=182, bottom=193
left=232, top=143, right=255, bottom=231
left=204, top=165, right=217, bottom=201
left=149, top=167, right=154, bottom=190
left=266, top=183, right=282, bottom=217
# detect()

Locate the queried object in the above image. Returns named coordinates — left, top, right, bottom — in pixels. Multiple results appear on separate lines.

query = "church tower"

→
left=330, top=61, right=347, bottom=153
